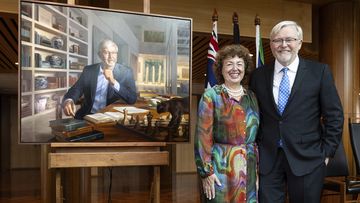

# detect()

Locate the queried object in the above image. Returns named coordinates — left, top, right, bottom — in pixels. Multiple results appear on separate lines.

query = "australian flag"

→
left=205, top=20, right=219, bottom=89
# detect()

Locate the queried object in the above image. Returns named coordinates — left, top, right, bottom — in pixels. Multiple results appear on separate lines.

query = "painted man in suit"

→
left=250, top=21, right=344, bottom=202
left=62, top=39, right=137, bottom=119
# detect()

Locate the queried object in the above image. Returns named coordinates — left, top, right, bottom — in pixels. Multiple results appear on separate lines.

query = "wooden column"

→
left=319, top=1, right=360, bottom=175
left=143, top=0, right=150, bottom=13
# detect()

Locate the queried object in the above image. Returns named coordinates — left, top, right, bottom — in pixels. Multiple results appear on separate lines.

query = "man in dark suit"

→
left=62, top=39, right=137, bottom=119
left=250, top=21, right=344, bottom=202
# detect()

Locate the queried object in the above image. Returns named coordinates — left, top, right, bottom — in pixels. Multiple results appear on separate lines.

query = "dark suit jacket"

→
left=250, top=58, right=344, bottom=176
left=63, top=63, right=137, bottom=119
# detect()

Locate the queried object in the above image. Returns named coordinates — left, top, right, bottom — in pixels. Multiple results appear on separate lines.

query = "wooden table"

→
left=44, top=102, right=171, bottom=203
left=47, top=141, right=168, bottom=203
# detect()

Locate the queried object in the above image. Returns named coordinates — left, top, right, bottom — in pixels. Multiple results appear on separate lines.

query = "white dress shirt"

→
left=273, top=56, right=299, bottom=105
left=91, top=66, right=120, bottom=113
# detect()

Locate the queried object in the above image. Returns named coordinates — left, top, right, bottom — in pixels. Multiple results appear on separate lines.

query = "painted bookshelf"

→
left=20, top=2, right=89, bottom=119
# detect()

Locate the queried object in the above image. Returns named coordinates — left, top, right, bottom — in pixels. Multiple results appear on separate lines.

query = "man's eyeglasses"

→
left=271, top=38, right=300, bottom=45
left=102, top=51, right=118, bottom=56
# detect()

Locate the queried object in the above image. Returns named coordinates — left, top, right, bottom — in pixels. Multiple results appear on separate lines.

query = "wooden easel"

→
left=39, top=1, right=169, bottom=202
left=46, top=142, right=168, bottom=203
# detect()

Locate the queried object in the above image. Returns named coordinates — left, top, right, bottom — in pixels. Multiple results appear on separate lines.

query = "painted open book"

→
left=84, top=107, right=148, bottom=124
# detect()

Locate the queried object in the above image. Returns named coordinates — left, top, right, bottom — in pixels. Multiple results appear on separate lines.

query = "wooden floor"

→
left=0, top=168, right=201, bottom=203
left=0, top=169, right=41, bottom=203
left=0, top=168, right=353, bottom=203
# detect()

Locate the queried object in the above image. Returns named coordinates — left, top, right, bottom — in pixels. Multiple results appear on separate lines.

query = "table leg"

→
left=41, top=144, right=52, bottom=203
left=55, top=169, right=62, bottom=203
left=154, top=166, right=160, bottom=203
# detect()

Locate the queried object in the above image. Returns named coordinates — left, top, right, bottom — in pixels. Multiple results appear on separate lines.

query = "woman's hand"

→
left=201, top=174, right=222, bottom=200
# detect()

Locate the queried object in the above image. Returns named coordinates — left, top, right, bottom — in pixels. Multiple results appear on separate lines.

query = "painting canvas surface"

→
left=19, top=0, right=192, bottom=143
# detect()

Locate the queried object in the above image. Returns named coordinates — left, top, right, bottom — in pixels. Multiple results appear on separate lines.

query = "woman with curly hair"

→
left=195, top=44, right=259, bottom=203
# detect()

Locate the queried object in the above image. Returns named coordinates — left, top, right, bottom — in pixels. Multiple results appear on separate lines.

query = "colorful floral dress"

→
left=195, top=85, right=259, bottom=203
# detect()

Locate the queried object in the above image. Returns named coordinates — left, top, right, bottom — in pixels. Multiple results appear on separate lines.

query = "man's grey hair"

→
left=98, top=39, right=118, bottom=55
left=270, top=20, right=303, bottom=41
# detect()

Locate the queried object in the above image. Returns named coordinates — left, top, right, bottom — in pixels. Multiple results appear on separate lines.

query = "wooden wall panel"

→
left=75, top=0, right=109, bottom=8
left=10, top=95, right=41, bottom=168
left=0, top=95, right=11, bottom=171
left=352, top=0, right=360, bottom=174
left=109, top=0, right=312, bottom=42
left=110, top=0, right=143, bottom=13
left=0, top=0, right=18, bottom=13
left=175, top=95, right=198, bottom=173
left=320, top=1, right=360, bottom=175
left=355, top=2, right=360, bottom=116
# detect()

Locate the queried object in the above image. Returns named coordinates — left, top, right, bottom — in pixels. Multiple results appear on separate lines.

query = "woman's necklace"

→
left=222, top=84, right=245, bottom=98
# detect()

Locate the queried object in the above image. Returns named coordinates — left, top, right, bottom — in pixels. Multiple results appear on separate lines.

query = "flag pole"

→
left=232, top=12, right=238, bottom=23
left=205, top=9, right=219, bottom=89
left=255, top=14, right=264, bottom=68
left=254, top=14, right=260, bottom=25
left=233, top=12, right=240, bottom=44
left=212, top=9, right=218, bottom=22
